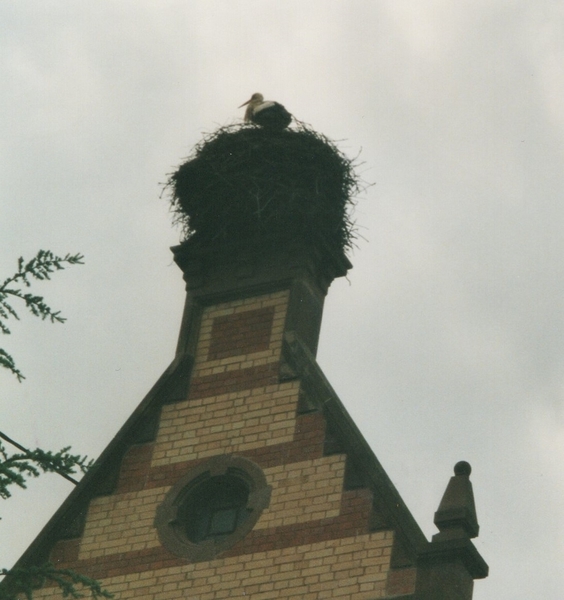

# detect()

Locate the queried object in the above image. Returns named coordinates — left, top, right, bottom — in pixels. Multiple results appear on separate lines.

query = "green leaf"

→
left=0, top=564, right=113, bottom=600
left=0, top=250, right=84, bottom=381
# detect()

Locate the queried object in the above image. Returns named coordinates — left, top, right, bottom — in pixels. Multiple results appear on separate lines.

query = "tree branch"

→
left=0, top=565, right=113, bottom=600
left=0, top=250, right=84, bottom=381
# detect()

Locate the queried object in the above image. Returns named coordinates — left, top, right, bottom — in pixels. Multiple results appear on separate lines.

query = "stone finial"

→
left=416, top=462, right=488, bottom=597
left=432, top=461, right=480, bottom=541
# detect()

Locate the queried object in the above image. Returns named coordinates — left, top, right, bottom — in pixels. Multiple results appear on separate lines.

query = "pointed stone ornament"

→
left=433, top=460, right=479, bottom=541
left=415, top=461, right=488, bottom=599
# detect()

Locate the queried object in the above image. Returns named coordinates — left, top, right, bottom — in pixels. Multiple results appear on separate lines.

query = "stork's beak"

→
left=238, top=98, right=252, bottom=108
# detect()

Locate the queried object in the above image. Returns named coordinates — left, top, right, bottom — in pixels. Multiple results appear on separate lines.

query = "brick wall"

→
left=45, top=290, right=408, bottom=599
left=46, top=533, right=393, bottom=600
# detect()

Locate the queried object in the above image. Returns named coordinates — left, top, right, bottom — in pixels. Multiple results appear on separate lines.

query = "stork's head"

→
left=239, top=93, right=264, bottom=108
left=239, top=93, right=264, bottom=122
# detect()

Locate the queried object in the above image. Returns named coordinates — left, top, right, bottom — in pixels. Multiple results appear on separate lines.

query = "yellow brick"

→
left=36, top=534, right=393, bottom=600
left=152, top=384, right=299, bottom=465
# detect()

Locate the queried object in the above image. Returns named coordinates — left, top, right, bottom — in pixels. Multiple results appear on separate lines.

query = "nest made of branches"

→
left=166, top=122, right=360, bottom=255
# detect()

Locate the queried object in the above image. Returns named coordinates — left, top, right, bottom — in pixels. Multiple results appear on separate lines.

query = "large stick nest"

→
left=167, top=123, right=360, bottom=256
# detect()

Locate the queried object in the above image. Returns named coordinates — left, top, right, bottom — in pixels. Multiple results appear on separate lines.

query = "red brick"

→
left=208, top=307, right=275, bottom=360
left=116, top=444, right=154, bottom=493
left=386, top=567, right=417, bottom=596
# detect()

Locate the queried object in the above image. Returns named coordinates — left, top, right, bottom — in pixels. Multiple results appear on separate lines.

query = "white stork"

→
left=239, top=93, right=292, bottom=131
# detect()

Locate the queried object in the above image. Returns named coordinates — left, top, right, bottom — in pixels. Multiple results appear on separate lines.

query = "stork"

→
left=239, top=93, right=292, bottom=131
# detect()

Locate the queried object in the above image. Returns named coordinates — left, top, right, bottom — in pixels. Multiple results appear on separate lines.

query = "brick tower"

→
left=10, top=125, right=488, bottom=599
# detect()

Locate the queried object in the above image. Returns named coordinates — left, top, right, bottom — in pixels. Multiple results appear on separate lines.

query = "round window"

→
left=155, top=455, right=271, bottom=561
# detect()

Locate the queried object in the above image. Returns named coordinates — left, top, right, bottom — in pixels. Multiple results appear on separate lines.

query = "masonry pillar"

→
left=172, top=238, right=351, bottom=362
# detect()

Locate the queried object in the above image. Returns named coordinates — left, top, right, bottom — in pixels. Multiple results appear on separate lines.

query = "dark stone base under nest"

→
left=167, top=124, right=358, bottom=257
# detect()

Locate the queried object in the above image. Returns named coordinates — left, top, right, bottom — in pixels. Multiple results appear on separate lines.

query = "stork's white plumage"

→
left=239, top=93, right=292, bottom=130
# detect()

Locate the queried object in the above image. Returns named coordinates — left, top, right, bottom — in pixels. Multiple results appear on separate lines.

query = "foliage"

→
left=0, top=565, right=112, bottom=600
left=0, top=250, right=84, bottom=381
left=166, top=122, right=360, bottom=255
left=0, top=250, right=111, bottom=600
left=0, top=439, right=92, bottom=501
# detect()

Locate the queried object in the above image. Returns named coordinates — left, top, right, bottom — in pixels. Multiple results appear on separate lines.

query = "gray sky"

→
left=1, top=2, right=563, bottom=598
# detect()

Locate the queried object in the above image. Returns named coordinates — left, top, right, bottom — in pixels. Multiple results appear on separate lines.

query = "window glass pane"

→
left=181, top=474, right=250, bottom=542
left=210, top=508, right=238, bottom=535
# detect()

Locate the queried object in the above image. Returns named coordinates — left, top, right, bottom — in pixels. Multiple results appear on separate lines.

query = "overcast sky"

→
left=1, top=2, right=564, bottom=598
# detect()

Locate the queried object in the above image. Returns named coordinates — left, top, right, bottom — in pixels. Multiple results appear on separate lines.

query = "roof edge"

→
left=11, top=352, right=194, bottom=570
left=282, top=331, right=428, bottom=554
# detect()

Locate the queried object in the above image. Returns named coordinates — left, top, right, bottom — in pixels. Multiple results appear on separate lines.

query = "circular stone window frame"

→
left=154, top=454, right=271, bottom=562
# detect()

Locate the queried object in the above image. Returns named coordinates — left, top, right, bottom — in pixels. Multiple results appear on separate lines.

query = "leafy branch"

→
left=0, top=250, right=84, bottom=381
left=0, top=565, right=112, bottom=600
left=0, top=437, right=92, bottom=501
left=0, top=443, right=111, bottom=600
left=0, top=250, right=112, bottom=600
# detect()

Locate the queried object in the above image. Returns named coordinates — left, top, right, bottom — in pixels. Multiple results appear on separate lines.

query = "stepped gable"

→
left=10, top=125, right=487, bottom=600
